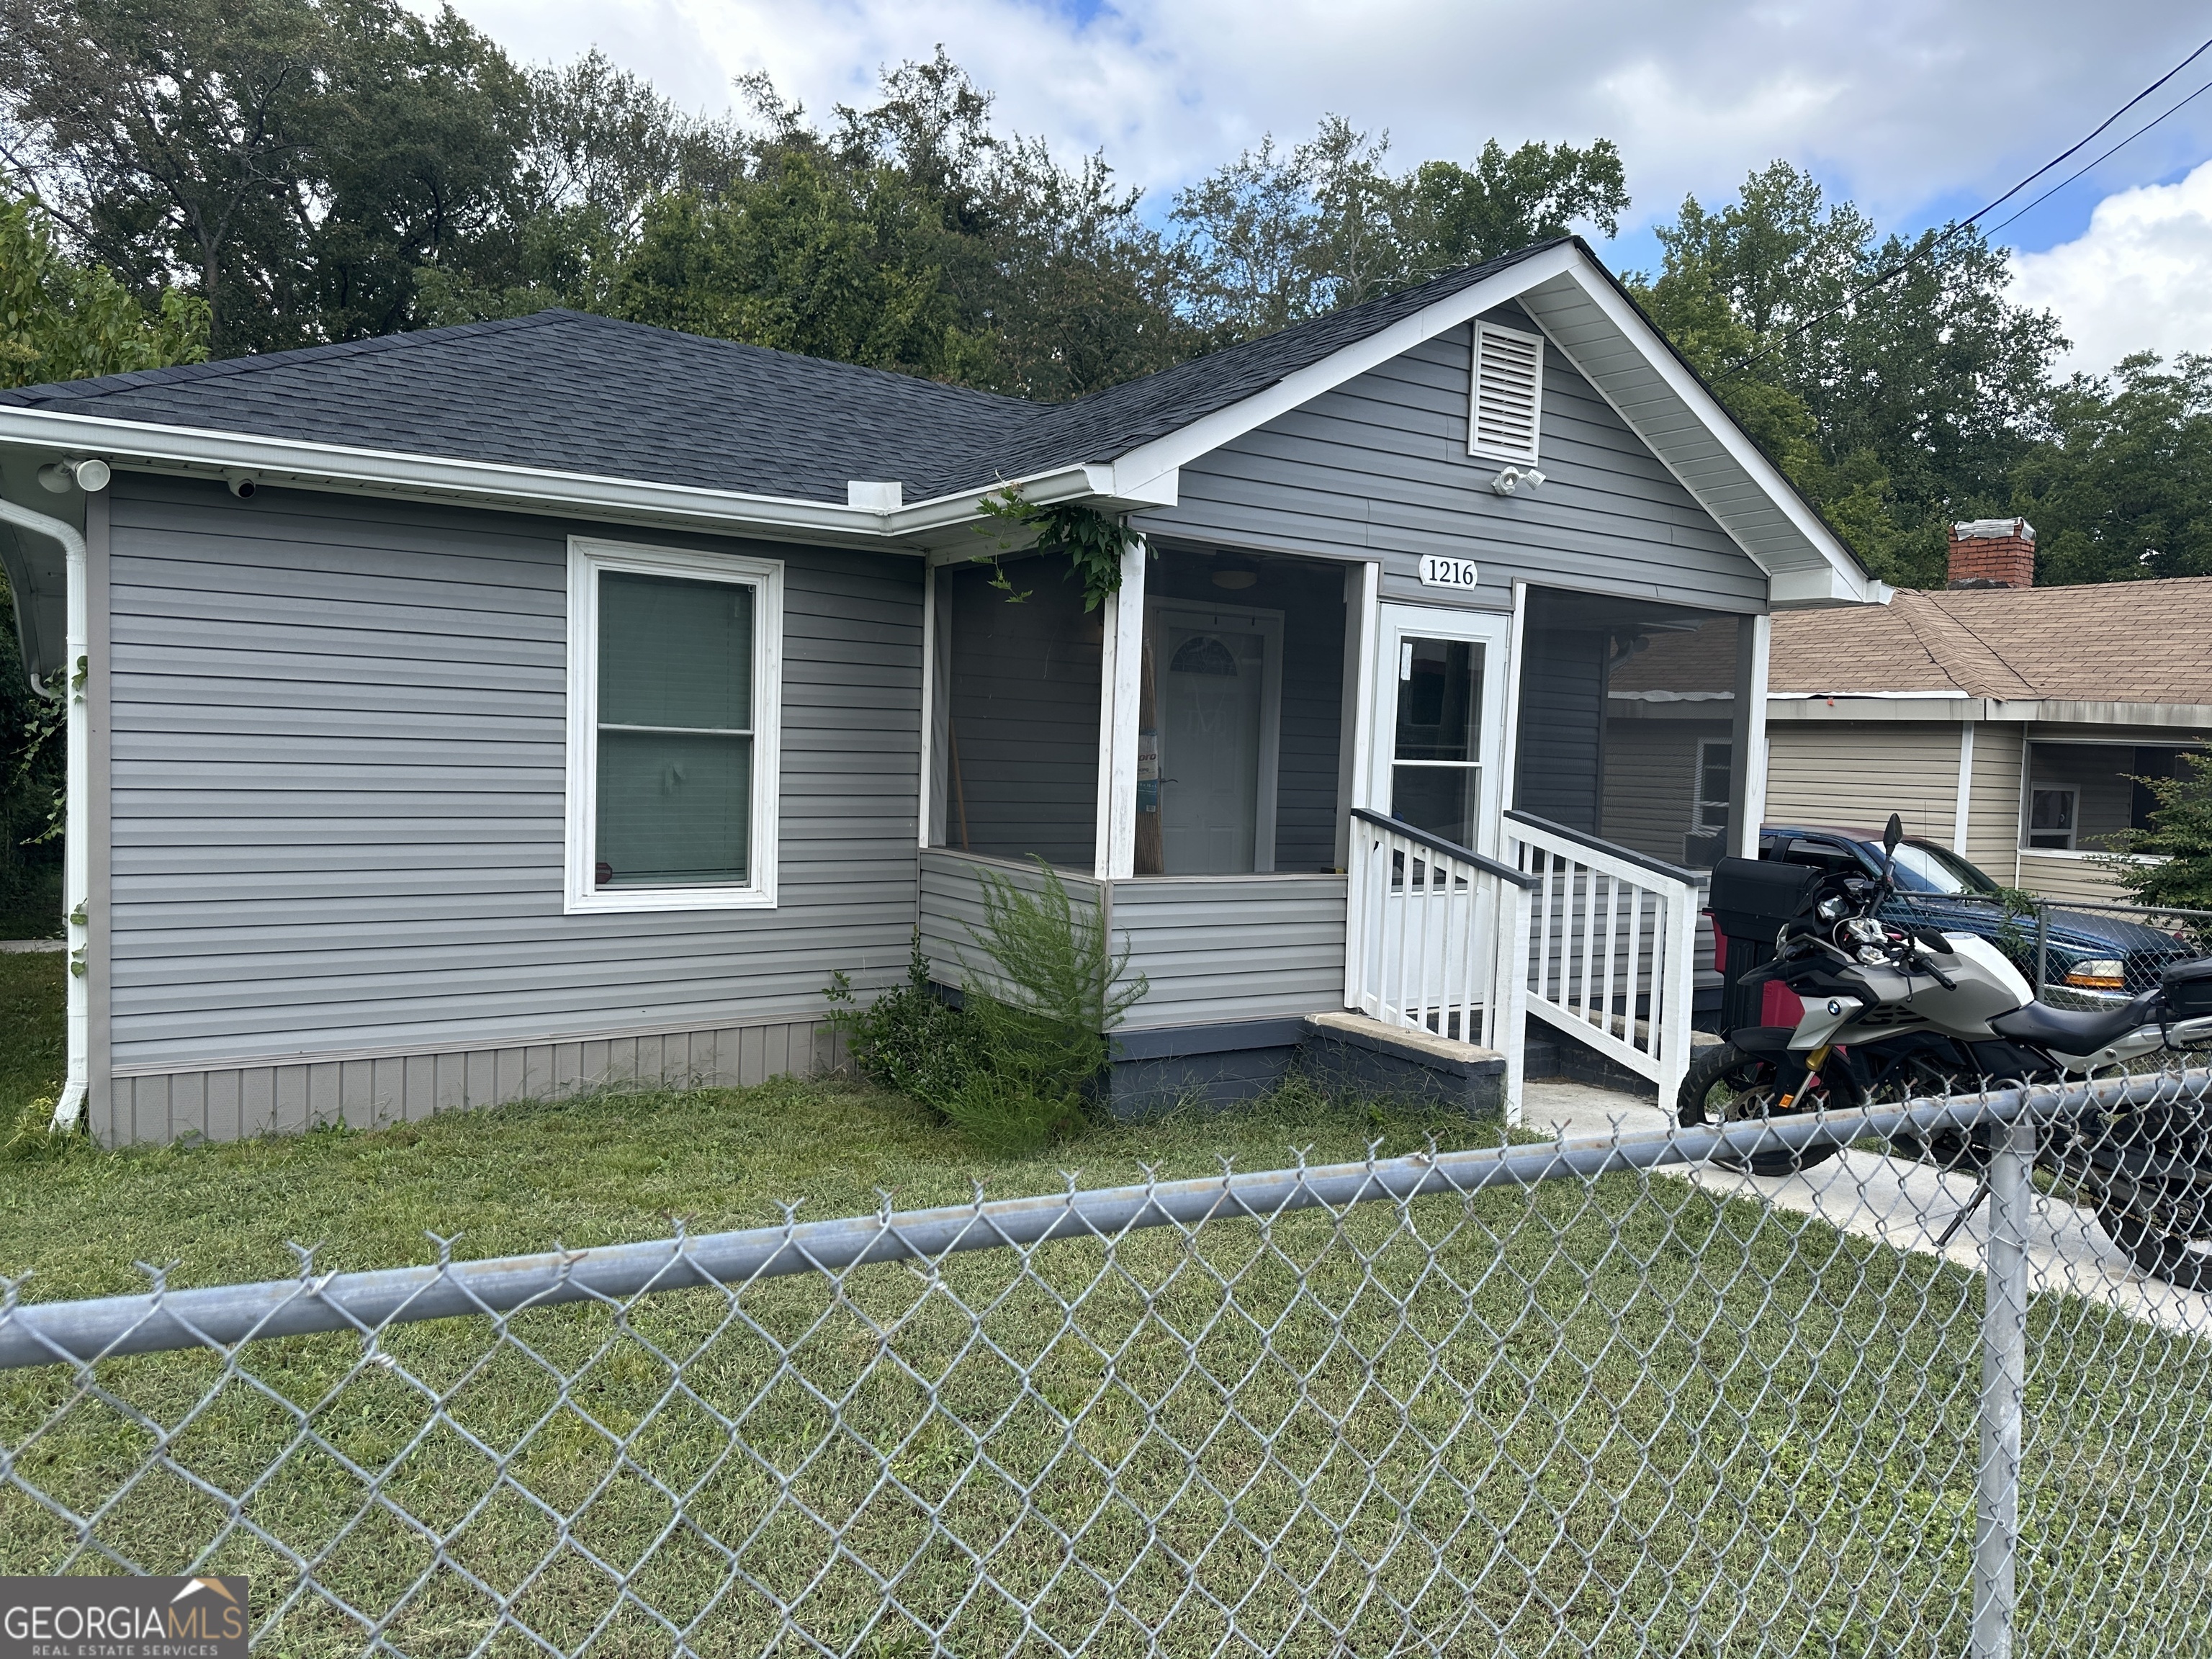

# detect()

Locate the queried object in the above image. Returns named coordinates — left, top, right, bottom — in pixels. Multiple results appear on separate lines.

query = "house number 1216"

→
left=1418, top=555, right=1479, bottom=590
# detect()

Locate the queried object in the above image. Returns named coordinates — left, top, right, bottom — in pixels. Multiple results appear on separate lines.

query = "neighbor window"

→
left=2020, top=742, right=2196, bottom=855
left=1693, top=740, right=1734, bottom=834
left=565, top=538, right=782, bottom=912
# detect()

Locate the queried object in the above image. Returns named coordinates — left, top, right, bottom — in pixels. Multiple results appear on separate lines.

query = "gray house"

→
left=0, top=237, right=1878, bottom=1144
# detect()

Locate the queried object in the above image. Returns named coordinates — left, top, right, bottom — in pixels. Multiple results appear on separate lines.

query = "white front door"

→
left=1367, top=605, right=1514, bottom=856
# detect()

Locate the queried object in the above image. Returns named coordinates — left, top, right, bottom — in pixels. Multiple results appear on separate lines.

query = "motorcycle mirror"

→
left=1883, top=813, right=1904, bottom=854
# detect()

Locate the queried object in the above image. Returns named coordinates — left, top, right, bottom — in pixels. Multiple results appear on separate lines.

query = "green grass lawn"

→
left=0, top=976, right=2207, bottom=1655
left=0, top=948, right=65, bottom=1132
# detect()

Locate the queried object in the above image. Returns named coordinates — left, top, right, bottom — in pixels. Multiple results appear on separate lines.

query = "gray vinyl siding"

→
left=1109, top=876, right=1346, bottom=1029
left=920, top=850, right=1345, bottom=1031
left=1515, top=624, right=1607, bottom=833
left=103, top=475, right=924, bottom=1079
left=1134, top=302, right=1768, bottom=616
left=939, top=558, right=1099, bottom=869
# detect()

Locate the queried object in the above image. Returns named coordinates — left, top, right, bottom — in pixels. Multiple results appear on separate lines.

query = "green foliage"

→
left=0, top=192, right=207, bottom=387
left=1629, top=161, right=2064, bottom=587
left=1169, top=117, right=1627, bottom=338
left=944, top=861, right=1147, bottom=1155
left=826, top=868, right=1147, bottom=1156
left=2092, top=752, right=2212, bottom=915
left=824, top=935, right=983, bottom=1109
left=975, top=485, right=1134, bottom=611
left=2010, top=353, right=2212, bottom=585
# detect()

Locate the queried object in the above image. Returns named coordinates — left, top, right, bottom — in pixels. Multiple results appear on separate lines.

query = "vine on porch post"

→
left=974, top=485, right=1143, bottom=611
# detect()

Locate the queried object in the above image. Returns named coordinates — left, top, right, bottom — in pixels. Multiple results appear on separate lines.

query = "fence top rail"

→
left=1347, top=806, right=1538, bottom=889
left=5, top=1069, right=2205, bottom=1375
left=1503, top=809, right=1708, bottom=889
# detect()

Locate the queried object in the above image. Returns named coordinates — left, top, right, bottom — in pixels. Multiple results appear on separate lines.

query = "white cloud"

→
left=445, top=0, right=2212, bottom=258
left=2010, top=159, right=2212, bottom=376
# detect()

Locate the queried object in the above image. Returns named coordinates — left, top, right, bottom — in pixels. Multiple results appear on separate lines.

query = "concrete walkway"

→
left=0, top=939, right=65, bottom=953
left=1521, top=1079, right=2212, bottom=1338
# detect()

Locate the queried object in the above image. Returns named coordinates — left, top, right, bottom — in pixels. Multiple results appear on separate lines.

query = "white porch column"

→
left=1729, top=611, right=1771, bottom=859
left=1094, top=533, right=1147, bottom=880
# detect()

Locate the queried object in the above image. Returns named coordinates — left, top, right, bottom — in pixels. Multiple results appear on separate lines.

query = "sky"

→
left=436, top=0, right=2212, bottom=377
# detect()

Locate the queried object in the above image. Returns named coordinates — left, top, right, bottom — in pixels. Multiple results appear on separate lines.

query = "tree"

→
left=1169, top=117, right=1629, bottom=342
left=1632, top=162, right=2065, bottom=585
left=1, top=189, right=207, bottom=385
left=1, top=0, right=333, bottom=355
left=2010, top=353, right=2212, bottom=585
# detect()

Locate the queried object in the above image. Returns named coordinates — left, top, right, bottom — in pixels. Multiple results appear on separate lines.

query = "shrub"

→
left=825, top=864, right=1148, bottom=1156
left=945, top=862, right=1147, bottom=1155
left=825, top=934, right=982, bottom=1109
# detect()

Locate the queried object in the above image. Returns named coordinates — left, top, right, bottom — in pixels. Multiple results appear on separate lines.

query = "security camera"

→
left=225, top=471, right=258, bottom=499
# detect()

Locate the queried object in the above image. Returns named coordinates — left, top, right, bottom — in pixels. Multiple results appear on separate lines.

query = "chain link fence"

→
left=4, top=1071, right=2212, bottom=1657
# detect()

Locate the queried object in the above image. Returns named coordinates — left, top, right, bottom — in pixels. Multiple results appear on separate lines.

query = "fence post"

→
left=1972, top=1112, right=2034, bottom=1659
left=2031, top=904, right=2050, bottom=1001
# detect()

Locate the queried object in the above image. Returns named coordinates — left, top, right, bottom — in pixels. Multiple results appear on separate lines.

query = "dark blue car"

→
left=1760, top=824, right=2201, bottom=1005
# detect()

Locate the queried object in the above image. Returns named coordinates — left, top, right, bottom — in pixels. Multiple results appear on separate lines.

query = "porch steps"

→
left=1300, top=1012, right=1507, bottom=1117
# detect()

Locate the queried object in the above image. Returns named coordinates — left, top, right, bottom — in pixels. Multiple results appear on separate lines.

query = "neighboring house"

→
left=0, top=236, right=1876, bottom=1144
left=1765, top=523, right=2209, bottom=904
left=1605, top=521, right=2210, bottom=903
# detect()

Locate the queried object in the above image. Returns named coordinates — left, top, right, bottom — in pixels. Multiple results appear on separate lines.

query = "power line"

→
left=1985, top=76, right=2212, bottom=238
left=1709, top=33, right=2212, bottom=385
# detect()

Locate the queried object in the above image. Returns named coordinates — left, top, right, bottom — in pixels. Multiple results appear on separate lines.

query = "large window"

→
left=2020, top=742, right=2193, bottom=857
left=565, top=539, right=782, bottom=912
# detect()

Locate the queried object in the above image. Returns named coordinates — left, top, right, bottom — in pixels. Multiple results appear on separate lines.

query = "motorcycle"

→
left=1680, top=814, right=2212, bottom=1289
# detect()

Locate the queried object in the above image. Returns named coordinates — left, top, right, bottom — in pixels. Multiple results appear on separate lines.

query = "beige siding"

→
left=2013, top=852, right=2134, bottom=904
left=1963, top=727, right=2026, bottom=883
left=1763, top=722, right=1964, bottom=846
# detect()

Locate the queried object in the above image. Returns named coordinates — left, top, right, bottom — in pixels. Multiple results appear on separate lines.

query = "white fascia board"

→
left=1106, top=241, right=1587, bottom=486
left=1768, top=694, right=2212, bottom=729
left=1518, top=272, right=1879, bottom=607
left=0, top=405, right=1173, bottom=547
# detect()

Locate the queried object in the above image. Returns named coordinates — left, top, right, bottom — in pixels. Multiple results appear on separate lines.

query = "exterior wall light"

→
left=1490, top=466, right=1547, bottom=496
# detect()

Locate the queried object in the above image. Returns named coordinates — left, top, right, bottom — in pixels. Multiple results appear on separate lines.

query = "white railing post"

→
left=1503, top=812, right=1701, bottom=1100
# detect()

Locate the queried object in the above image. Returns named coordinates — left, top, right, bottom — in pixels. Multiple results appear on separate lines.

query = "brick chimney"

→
left=1948, top=518, right=2036, bottom=589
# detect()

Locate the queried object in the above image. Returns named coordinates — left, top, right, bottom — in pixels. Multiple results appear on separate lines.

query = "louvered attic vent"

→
left=1469, top=321, right=1543, bottom=464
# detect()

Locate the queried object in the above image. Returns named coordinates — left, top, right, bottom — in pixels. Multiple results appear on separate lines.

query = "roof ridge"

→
left=1891, top=590, right=2036, bottom=698
left=0, top=308, right=579, bottom=406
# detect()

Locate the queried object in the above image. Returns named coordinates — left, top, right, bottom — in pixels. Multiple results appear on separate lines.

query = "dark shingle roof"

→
left=0, top=241, right=1565, bottom=505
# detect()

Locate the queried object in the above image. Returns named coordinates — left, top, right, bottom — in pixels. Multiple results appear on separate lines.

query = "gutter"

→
left=0, top=490, right=89, bottom=1133
left=0, top=408, right=1179, bottom=543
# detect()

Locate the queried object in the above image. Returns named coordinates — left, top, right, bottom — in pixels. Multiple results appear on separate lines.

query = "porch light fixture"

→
left=1210, top=553, right=1258, bottom=590
left=36, top=457, right=110, bottom=493
left=1490, top=466, right=1546, bottom=496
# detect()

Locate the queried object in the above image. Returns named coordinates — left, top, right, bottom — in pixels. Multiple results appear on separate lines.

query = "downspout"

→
left=0, top=487, right=90, bottom=1133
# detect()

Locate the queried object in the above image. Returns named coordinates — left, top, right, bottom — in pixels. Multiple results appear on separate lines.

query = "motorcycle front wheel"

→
left=1676, top=1042, right=1851, bottom=1177
left=2095, top=1185, right=2212, bottom=1292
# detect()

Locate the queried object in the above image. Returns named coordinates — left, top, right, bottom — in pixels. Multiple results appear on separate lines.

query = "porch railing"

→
left=1344, top=808, right=1537, bottom=1120
left=1505, top=809, right=1704, bottom=1108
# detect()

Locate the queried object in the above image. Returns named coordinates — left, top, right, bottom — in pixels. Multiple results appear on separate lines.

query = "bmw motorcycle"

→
left=1680, top=815, right=2212, bottom=1288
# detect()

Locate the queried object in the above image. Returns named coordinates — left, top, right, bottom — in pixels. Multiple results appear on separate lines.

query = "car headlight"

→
left=2064, top=957, right=2126, bottom=991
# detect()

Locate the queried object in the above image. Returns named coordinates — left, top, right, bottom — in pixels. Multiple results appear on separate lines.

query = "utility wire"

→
left=1709, top=33, right=2212, bottom=385
left=1985, top=75, right=2212, bottom=238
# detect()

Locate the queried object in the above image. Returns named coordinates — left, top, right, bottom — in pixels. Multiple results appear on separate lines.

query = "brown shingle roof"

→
left=1770, top=577, right=2212, bottom=705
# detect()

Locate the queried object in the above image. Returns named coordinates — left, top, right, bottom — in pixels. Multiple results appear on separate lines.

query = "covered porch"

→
left=916, top=536, right=1772, bottom=1117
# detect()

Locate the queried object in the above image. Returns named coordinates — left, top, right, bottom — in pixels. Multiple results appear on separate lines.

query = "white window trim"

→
left=565, top=536, right=783, bottom=913
left=1467, top=319, right=1545, bottom=465
left=2021, top=784, right=2079, bottom=855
